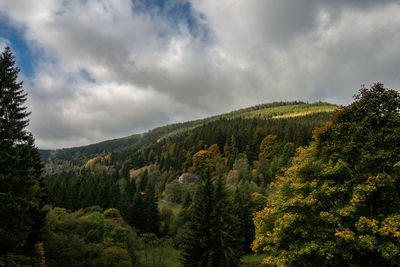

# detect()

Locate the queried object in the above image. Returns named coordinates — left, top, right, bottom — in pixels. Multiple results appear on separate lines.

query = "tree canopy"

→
left=253, top=83, right=400, bottom=266
left=0, top=46, right=45, bottom=265
left=180, top=146, right=242, bottom=266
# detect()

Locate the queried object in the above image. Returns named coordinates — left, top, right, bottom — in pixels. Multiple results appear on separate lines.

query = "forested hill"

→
left=41, top=99, right=339, bottom=265
left=40, top=85, right=400, bottom=266
left=39, top=101, right=336, bottom=163
left=5, top=37, right=400, bottom=266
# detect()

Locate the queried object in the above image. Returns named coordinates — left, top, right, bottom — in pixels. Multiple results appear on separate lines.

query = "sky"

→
left=1, top=0, right=400, bottom=149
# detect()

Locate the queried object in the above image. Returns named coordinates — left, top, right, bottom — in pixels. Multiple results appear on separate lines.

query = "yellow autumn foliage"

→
left=252, top=84, right=400, bottom=266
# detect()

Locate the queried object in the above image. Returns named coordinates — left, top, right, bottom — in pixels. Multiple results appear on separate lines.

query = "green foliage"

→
left=259, top=135, right=281, bottom=162
left=153, top=101, right=334, bottom=142
left=159, top=206, right=174, bottom=236
left=234, top=187, right=256, bottom=253
left=253, top=84, right=400, bottom=266
left=138, top=234, right=175, bottom=267
left=209, top=176, right=242, bottom=265
left=99, top=247, right=133, bottom=267
left=0, top=46, right=45, bottom=265
left=142, top=182, right=161, bottom=234
left=42, top=207, right=138, bottom=267
left=240, top=102, right=336, bottom=120
left=240, top=253, right=267, bottom=266
left=163, top=180, right=184, bottom=203
left=250, top=192, right=268, bottom=214
left=41, top=101, right=334, bottom=171
left=104, top=208, right=122, bottom=219
left=41, top=98, right=337, bottom=264
left=46, top=172, right=120, bottom=210
left=180, top=166, right=242, bottom=266
left=180, top=170, right=215, bottom=266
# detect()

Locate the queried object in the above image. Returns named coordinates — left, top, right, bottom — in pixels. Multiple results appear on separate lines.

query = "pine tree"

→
left=180, top=168, right=241, bottom=266
left=233, top=187, right=254, bottom=254
left=209, top=176, right=241, bottom=266
left=139, top=169, right=148, bottom=192
left=126, top=178, right=136, bottom=202
left=180, top=169, right=214, bottom=266
left=120, top=177, right=136, bottom=219
left=142, top=181, right=160, bottom=234
left=127, top=192, right=145, bottom=231
left=108, top=181, right=120, bottom=208
left=0, top=46, right=45, bottom=264
left=175, top=192, right=191, bottom=228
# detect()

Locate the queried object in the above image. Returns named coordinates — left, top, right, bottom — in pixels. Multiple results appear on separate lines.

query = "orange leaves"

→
left=357, top=235, right=377, bottom=250
left=208, top=144, right=221, bottom=158
left=35, top=243, right=46, bottom=267
left=334, top=228, right=355, bottom=241
left=355, top=217, right=379, bottom=233
left=192, top=150, right=212, bottom=170
left=192, top=144, right=223, bottom=171
left=380, top=215, right=400, bottom=238
left=379, top=242, right=399, bottom=260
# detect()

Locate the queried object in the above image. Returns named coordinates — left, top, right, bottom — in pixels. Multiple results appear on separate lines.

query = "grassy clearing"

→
left=137, top=245, right=181, bottom=267
left=241, top=103, right=337, bottom=120
left=272, top=109, right=333, bottom=119
left=241, top=253, right=267, bottom=266
left=159, top=102, right=337, bottom=141
left=137, top=247, right=266, bottom=267
left=158, top=199, right=182, bottom=216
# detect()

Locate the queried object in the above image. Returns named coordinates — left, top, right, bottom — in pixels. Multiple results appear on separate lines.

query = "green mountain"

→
left=41, top=99, right=339, bottom=265
left=40, top=101, right=337, bottom=163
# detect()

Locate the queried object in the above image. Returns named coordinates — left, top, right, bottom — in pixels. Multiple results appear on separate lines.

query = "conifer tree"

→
left=233, top=187, right=254, bottom=253
left=139, top=169, right=149, bottom=192
left=126, top=178, right=136, bottom=201
left=108, top=182, right=120, bottom=208
left=0, top=46, right=45, bottom=264
left=209, top=176, right=241, bottom=266
left=125, top=191, right=140, bottom=229
left=142, top=181, right=160, bottom=234
left=181, top=165, right=241, bottom=266
left=180, top=169, right=214, bottom=266
left=120, top=177, right=136, bottom=219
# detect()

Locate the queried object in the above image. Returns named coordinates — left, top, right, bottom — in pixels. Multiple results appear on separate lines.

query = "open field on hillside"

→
left=159, top=102, right=337, bottom=141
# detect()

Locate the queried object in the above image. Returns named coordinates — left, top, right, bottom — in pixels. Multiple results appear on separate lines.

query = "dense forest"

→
left=2, top=46, right=400, bottom=266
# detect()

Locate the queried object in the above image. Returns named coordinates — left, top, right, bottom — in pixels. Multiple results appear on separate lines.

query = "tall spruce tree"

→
left=233, top=187, right=254, bottom=254
left=0, top=46, right=45, bottom=264
left=209, top=176, right=241, bottom=266
left=180, top=169, right=215, bottom=266
left=127, top=192, right=145, bottom=231
left=120, top=177, right=136, bottom=219
left=142, top=181, right=160, bottom=234
left=180, top=166, right=241, bottom=266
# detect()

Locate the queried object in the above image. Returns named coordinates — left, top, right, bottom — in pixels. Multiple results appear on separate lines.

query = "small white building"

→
left=178, top=173, right=199, bottom=184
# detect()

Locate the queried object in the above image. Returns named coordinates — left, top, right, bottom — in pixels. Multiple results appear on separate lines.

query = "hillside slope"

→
left=43, top=99, right=339, bottom=260
left=40, top=101, right=337, bottom=163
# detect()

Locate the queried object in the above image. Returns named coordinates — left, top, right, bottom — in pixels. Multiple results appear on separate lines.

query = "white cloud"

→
left=0, top=0, right=399, bottom=148
left=190, top=0, right=400, bottom=102
left=0, top=37, right=10, bottom=50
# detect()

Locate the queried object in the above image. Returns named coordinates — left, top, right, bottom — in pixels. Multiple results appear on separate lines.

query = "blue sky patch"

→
left=0, top=14, right=36, bottom=77
left=132, top=0, right=209, bottom=40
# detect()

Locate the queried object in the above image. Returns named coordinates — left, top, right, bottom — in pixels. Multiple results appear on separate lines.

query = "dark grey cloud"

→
left=0, top=0, right=399, bottom=148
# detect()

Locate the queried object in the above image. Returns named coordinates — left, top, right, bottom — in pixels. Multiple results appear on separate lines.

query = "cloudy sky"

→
left=1, top=0, right=400, bottom=149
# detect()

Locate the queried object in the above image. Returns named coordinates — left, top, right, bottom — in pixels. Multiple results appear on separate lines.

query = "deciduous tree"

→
left=253, top=84, right=400, bottom=266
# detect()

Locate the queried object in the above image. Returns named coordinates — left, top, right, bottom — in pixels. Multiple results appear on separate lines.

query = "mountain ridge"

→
left=39, top=101, right=337, bottom=162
